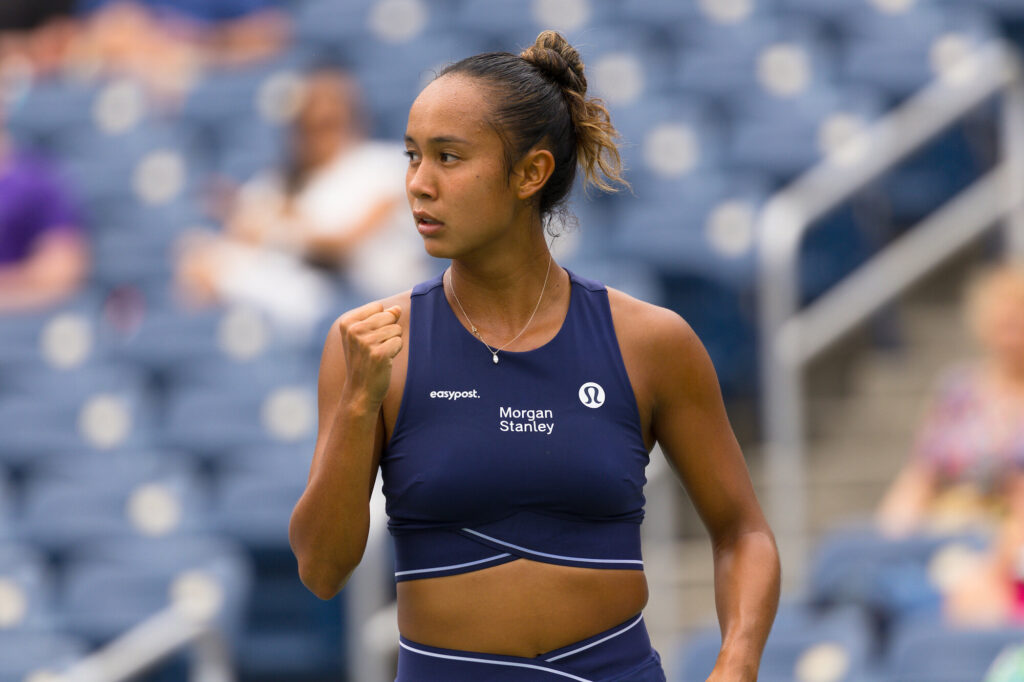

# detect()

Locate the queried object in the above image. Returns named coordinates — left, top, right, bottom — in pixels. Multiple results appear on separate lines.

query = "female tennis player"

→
left=290, top=30, right=780, bottom=681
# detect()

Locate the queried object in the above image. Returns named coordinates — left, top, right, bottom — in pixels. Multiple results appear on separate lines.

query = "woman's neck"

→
left=447, top=229, right=566, bottom=340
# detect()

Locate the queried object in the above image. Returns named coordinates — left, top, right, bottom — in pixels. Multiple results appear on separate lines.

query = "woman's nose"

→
left=407, top=163, right=436, bottom=200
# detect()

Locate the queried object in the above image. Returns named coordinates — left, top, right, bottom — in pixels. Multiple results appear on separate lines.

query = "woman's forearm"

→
left=289, top=391, right=382, bottom=599
left=708, top=528, right=781, bottom=681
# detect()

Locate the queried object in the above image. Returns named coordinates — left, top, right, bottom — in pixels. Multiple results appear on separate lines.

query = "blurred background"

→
left=3, top=0, right=1024, bottom=680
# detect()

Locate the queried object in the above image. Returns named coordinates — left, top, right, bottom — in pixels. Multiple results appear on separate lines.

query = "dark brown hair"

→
left=438, top=30, right=628, bottom=226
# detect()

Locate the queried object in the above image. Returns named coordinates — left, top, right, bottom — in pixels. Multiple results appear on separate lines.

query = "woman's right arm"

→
left=289, top=301, right=403, bottom=599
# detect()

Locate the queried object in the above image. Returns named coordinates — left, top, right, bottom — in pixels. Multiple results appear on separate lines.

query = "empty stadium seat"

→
left=0, top=630, right=90, bottom=682
left=838, top=5, right=999, bottom=98
left=0, top=543, right=58, bottom=633
left=678, top=602, right=877, bottom=681
left=885, top=622, right=1024, bottom=682
left=59, top=534, right=252, bottom=644
left=160, top=385, right=317, bottom=461
left=0, top=391, right=157, bottom=467
left=0, top=291, right=107, bottom=374
left=17, top=450, right=210, bottom=553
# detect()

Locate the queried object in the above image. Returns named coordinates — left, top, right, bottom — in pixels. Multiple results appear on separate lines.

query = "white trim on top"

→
left=398, top=641, right=593, bottom=681
left=394, top=553, right=512, bottom=578
left=461, top=529, right=645, bottom=566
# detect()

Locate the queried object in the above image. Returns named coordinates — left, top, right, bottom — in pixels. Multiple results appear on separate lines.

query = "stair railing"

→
left=758, top=39, right=1024, bottom=586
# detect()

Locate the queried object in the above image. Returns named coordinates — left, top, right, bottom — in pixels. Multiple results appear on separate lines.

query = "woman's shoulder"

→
left=605, top=286, right=700, bottom=354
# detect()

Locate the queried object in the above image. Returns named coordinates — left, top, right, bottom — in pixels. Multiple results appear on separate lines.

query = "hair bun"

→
left=520, top=30, right=587, bottom=95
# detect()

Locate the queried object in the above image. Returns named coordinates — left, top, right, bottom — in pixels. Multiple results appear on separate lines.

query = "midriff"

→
left=396, top=558, right=649, bottom=657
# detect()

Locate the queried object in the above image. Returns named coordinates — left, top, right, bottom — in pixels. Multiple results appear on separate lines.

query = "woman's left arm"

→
left=639, top=304, right=780, bottom=681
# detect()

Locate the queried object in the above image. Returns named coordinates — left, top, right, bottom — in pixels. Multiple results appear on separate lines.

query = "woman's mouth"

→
left=414, top=212, right=444, bottom=235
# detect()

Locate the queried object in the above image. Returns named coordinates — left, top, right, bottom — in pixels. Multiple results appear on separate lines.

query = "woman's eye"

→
left=404, top=150, right=419, bottom=162
left=439, top=152, right=458, bottom=162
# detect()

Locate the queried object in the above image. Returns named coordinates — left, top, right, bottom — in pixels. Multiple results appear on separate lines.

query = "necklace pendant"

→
left=492, top=353, right=499, bottom=364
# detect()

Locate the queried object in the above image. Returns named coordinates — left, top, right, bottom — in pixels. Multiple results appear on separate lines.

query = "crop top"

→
left=379, top=268, right=651, bottom=582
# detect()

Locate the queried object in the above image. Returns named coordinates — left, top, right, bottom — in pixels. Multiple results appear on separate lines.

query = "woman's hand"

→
left=338, top=302, right=403, bottom=408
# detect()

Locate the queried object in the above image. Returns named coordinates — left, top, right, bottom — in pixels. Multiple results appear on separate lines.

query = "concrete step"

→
left=809, top=391, right=929, bottom=441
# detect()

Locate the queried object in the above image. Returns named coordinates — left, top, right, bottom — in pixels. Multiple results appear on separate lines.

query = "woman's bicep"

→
left=650, top=315, right=765, bottom=541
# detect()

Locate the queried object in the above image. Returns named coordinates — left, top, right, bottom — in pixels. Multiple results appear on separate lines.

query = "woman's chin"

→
left=421, top=238, right=456, bottom=260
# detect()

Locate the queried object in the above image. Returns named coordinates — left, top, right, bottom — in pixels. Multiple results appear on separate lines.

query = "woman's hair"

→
left=438, top=30, right=628, bottom=226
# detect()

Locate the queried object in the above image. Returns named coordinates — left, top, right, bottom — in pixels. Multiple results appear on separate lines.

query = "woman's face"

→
left=404, top=75, right=524, bottom=260
left=295, top=73, right=356, bottom=167
left=975, top=276, right=1024, bottom=371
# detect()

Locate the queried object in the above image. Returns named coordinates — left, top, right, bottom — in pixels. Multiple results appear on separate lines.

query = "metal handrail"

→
left=58, top=607, right=234, bottom=682
left=758, top=39, right=1024, bottom=586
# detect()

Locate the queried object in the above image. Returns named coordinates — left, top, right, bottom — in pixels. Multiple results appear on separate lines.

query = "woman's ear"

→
left=512, top=147, right=556, bottom=201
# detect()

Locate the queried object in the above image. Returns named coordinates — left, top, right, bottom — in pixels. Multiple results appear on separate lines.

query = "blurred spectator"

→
left=0, top=95, right=89, bottom=312
left=174, top=66, right=430, bottom=334
left=0, top=0, right=78, bottom=77
left=877, top=262, right=1024, bottom=539
left=0, top=0, right=290, bottom=104
left=77, top=0, right=290, bottom=68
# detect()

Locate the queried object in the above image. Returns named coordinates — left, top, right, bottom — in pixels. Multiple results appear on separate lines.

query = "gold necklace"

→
left=446, top=254, right=553, bottom=365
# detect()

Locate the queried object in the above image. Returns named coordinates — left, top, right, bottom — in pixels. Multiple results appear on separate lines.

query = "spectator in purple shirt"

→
left=0, top=98, right=89, bottom=312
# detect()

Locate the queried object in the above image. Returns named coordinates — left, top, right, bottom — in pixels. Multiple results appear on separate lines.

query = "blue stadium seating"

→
left=673, top=14, right=834, bottom=101
left=838, top=5, right=999, bottom=98
left=59, top=535, right=252, bottom=644
left=17, top=450, right=210, bottom=553
left=885, top=622, right=1024, bottom=682
left=0, top=391, right=157, bottom=467
left=678, top=602, right=877, bottom=681
left=160, top=385, right=317, bottom=462
left=0, top=630, right=90, bottom=682
left=0, top=291, right=107, bottom=373
left=0, top=542, right=58, bottom=632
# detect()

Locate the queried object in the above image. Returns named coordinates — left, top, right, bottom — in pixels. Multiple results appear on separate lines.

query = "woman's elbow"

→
left=296, top=557, right=353, bottom=600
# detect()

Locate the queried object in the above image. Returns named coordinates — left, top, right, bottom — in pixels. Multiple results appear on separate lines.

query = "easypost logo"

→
left=429, top=389, right=480, bottom=401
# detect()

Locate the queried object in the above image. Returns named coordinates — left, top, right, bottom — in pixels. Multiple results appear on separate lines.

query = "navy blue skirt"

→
left=395, top=613, right=665, bottom=681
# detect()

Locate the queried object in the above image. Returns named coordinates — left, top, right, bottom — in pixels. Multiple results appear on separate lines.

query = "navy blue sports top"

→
left=380, top=269, right=651, bottom=582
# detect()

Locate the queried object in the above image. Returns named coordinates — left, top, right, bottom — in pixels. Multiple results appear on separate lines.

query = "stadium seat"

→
left=453, top=0, right=617, bottom=47
left=808, top=522, right=989, bottom=634
left=0, top=542, right=58, bottom=632
left=614, top=170, right=772, bottom=289
left=0, top=391, right=156, bottom=467
left=5, top=79, right=96, bottom=152
left=163, top=349, right=317, bottom=395
left=725, top=84, right=886, bottom=179
left=17, top=450, right=210, bottom=553
left=59, top=534, right=252, bottom=644
left=0, top=630, right=90, bottom=682
left=609, top=92, right=727, bottom=188
left=210, top=445, right=309, bottom=548
left=838, top=5, right=999, bottom=98
left=98, top=303, right=287, bottom=384
left=678, top=601, right=877, bottom=681
left=160, top=385, right=317, bottom=462
left=885, top=622, right=1024, bottom=682
left=618, top=0, right=780, bottom=28
left=672, top=14, right=834, bottom=103
left=0, top=361, right=150, bottom=407
left=0, top=292, right=107, bottom=374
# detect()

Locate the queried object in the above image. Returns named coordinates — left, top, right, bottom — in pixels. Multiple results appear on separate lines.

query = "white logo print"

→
left=578, top=382, right=605, bottom=408
left=429, top=389, right=480, bottom=401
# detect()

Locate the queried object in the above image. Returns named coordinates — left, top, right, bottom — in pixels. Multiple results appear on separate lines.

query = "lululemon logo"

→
left=578, top=382, right=605, bottom=408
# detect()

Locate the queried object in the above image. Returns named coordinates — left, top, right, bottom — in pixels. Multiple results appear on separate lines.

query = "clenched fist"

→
left=338, top=302, right=403, bottom=407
